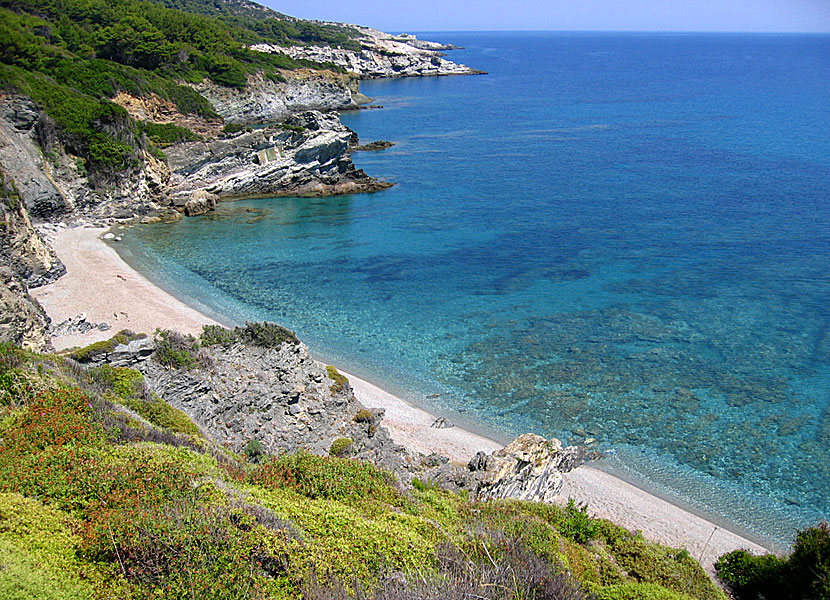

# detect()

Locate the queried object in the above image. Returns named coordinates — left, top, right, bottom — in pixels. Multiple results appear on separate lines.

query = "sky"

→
left=261, top=0, right=830, bottom=33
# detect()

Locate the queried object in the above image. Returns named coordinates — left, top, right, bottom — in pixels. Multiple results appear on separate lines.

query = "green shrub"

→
left=0, top=368, right=35, bottom=407
left=249, top=452, right=398, bottom=504
left=411, top=477, right=439, bottom=493
left=222, top=123, right=244, bottom=135
left=244, top=439, right=266, bottom=463
left=559, top=497, right=601, bottom=543
left=68, top=330, right=144, bottom=363
left=716, top=521, right=830, bottom=600
left=200, top=323, right=299, bottom=350
left=239, top=322, right=299, bottom=349
left=590, top=582, right=698, bottom=600
left=201, top=324, right=241, bottom=347
left=326, top=365, right=348, bottom=394
left=153, top=329, right=206, bottom=369
left=84, top=493, right=289, bottom=599
left=328, top=438, right=353, bottom=457
left=0, top=493, right=99, bottom=600
left=123, top=397, right=201, bottom=436
left=353, top=409, right=373, bottom=423
left=89, top=365, right=145, bottom=398
left=137, top=120, right=201, bottom=147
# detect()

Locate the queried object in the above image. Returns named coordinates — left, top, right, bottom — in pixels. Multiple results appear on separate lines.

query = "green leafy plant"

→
left=353, top=409, right=373, bottom=423
left=153, top=329, right=208, bottom=369
left=244, top=439, right=266, bottom=463
left=715, top=521, right=830, bottom=600
left=328, top=437, right=353, bottom=457
left=326, top=365, right=348, bottom=394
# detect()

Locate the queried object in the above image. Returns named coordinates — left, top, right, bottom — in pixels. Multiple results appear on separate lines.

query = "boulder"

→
left=183, top=191, right=217, bottom=217
left=470, top=433, right=586, bottom=503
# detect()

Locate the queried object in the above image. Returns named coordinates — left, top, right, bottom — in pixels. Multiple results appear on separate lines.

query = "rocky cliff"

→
left=0, top=94, right=170, bottom=222
left=165, top=110, right=391, bottom=203
left=254, top=27, right=481, bottom=79
left=0, top=166, right=62, bottom=350
left=195, top=70, right=366, bottom=125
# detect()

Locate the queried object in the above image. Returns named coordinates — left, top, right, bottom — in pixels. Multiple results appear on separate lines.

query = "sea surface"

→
left=119, top=32, right=830, bottom=550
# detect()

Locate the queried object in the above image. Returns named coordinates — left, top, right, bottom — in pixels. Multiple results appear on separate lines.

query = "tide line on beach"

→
left=32, top=225, right=770, bottom=572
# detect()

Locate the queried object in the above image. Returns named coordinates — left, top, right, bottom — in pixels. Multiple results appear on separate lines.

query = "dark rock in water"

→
left=430, top=416, right=455, bottom=429
left=353, top=140, right=395, bottom=152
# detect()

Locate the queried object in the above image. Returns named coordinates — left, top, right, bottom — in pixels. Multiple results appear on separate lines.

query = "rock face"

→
left=469, top=434, right=586, bottom=502
left=165, top=110, right=391, bottom=200
left=89, top=331, right=588, bottom=498
left=133, top=339, right=418, bottom=480
left=195, top=70, right=364, bottom=125
left=255, top=28, right=481, bottom=79
left=0, top=167, right=62, bottom=350
left=112, top=92, right=223, bottom=137
left=0, top=94, right=171, bottom=222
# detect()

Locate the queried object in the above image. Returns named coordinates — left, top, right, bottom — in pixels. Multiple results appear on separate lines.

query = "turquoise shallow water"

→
left=120, top=32, right=830, bottom=550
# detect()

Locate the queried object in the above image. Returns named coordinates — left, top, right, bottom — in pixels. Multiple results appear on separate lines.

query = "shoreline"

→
left=33, top=224, right=771, bottom=573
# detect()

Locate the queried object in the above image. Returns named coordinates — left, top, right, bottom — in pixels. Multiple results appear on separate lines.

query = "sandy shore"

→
left=33, top=225, right=770, bottom=572
left=32, top=226, right=219, bottom=351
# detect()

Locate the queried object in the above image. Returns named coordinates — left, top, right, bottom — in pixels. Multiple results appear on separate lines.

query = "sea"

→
left=118, top=32, right=830, bottom=551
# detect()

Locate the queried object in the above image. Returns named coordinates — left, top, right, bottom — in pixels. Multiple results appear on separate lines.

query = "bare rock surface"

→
left=256, top=28, right=481, bottom=79
left=165, top=110, right=391, bottom=200
left=194, top=70, right=363, bottom=125
left=469, top=433, right=587, bottom=502
left=135, top=339, right=418, bottom=479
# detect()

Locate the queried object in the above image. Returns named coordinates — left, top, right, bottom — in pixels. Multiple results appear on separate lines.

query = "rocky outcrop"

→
left=112, top=92, right=223, bottom=137
left=165, top=110, right=391, bottom=200
left=352, top=140, right=395, bottom=152
left=0, top=94, right=171, bottom=222
left=194, top=70, right=364, bottom=125
left=182, top=191, right=217, bottom=217
left=0, top=167, right=60, bottom=350
left=469, top=434, right=586, bottom=502
left=0, top=266, right=50, bottom=351
left=256, top=27, right=481, bottom=79
left=129, top=337, right=418, bottom=480
left=87, top=329, right=587, bottom=497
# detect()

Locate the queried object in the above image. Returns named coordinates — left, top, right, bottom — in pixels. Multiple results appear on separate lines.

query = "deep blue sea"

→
left=120, top=32, right=830, bottom=550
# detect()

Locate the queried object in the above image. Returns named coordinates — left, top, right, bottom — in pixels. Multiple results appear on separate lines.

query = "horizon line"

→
left=383, top=28, right=830, bottom=35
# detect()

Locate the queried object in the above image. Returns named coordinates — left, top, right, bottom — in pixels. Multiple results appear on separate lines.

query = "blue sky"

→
left=262, top=0, right=830, bottom=33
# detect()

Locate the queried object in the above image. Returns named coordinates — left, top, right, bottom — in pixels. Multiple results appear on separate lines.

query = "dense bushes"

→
left=153, top=329, right=211, bottom=369
left=137, top=120, right=201, bottom=146
left=0, top=342, right=731, bottom=599
left=201, top=322, right=299, bottom=349
left=249, top=452, right=399, bottom=504
left=715, top=522, right=830, bottom=600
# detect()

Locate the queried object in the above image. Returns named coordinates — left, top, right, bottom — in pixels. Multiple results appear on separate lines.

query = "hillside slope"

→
left=0, top=332, right=727, bottom=599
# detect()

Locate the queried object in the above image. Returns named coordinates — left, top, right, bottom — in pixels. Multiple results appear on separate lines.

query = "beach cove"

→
left=34, top=224, right=769, bottom=572
left=109, top=32, right=830, bottom=553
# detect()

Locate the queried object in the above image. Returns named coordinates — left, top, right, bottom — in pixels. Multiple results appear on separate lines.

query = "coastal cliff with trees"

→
left=1, top=0, right=828, bottom=597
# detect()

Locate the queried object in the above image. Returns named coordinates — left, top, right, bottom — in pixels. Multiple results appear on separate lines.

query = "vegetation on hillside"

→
left=0, top=0, right=354, bottom=180
left=0, top=336, right=731, bottom=599
left=715, top=522, right=830, bottom=600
